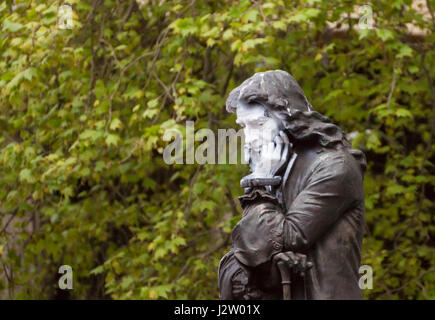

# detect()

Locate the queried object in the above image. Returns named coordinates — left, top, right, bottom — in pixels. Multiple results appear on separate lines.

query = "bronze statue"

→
left=218, top=70, right=367, bottom=300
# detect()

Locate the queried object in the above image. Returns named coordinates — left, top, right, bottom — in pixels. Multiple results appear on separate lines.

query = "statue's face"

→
left=235, top=100, right=281, bottom=166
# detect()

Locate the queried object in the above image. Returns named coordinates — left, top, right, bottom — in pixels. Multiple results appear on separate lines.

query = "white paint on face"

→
left=236, top=100, right=281, bottom=165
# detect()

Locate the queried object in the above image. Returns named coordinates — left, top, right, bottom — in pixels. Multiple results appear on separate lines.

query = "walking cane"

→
left=276, top=260, right=292, bottom=300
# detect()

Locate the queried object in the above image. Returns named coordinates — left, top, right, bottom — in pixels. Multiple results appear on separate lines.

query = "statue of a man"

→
left=218, top=70, right=367, bottom=300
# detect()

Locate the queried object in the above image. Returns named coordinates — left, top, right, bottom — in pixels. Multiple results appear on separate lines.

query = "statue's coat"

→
left=219, top=112, right=366, bottom=300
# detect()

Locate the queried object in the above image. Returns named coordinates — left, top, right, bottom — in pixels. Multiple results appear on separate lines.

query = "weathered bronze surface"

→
left=218, top=70, right=366, bottom=300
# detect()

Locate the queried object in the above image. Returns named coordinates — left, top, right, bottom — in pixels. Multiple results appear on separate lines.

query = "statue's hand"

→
left=250, top=131, right=290, bottom=179
left=272, top=251, right=313, bottom=277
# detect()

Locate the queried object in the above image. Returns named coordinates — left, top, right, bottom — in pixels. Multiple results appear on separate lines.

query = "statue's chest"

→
left=281, top=148, right=321, bottom=211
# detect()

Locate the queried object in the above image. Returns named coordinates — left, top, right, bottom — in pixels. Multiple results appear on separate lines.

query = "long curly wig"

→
left=226, top=70, right=366, bottom=172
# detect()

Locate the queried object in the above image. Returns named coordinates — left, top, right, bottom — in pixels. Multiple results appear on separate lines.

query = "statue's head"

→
left=226, top=69, right=367, bottom=173
left=227, top=70, right=312, bottom=152
left=226, top=70, right=313, bottom=116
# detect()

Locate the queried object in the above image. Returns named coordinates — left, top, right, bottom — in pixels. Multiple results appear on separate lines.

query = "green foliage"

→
left=0, top=0, right=434, bottom=299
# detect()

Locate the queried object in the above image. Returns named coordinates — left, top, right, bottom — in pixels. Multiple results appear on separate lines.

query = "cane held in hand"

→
left=276, top=259, right=292, bottom=300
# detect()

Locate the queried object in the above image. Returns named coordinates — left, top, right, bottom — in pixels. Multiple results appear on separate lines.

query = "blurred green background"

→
left=0, top=0, right=434, bottom=299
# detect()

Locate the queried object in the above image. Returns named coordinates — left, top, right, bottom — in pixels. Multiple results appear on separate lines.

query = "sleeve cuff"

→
left=238, top=188, right=280, bottom=209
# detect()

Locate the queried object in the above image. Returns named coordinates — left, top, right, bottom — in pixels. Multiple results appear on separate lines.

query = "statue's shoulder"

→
left=308, top=146, right=363, bottom=179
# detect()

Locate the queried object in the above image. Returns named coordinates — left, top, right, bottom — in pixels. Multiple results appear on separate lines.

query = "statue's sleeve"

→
left=282, top=153, right=361, bottom=252
left=232, top=190, right=285, bottom=267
